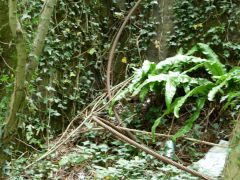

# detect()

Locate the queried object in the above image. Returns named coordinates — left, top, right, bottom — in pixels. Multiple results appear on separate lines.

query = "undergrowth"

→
left=110, top=43, right=240, bottom=142
left=2, top=131, right=200, bottom=180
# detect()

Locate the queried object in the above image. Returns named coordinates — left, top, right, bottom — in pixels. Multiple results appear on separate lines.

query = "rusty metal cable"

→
left=106, top=0, right=143, bottom=141
left=92, top=116, right=213, bottom=180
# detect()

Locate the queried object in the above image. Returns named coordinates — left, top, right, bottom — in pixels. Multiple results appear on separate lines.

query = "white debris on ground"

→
left=191, top=140, right=229, bottom=179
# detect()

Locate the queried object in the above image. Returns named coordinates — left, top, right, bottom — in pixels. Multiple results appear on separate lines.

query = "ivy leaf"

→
left=45, top=86, right=56, bottom=92
left=65, top=28, right=70, bottom=32
left=21, top=14, right=31, bottom=20
left=75, top=157, right=85, bottom=163
left=154, top=40, right=160, bottom=48
left=114, top=12, right=123, bottom=19
left=88, top=48, right=96, bottom=55
left=59, top=157, right=69, bottom=166
left=70, top=72, right=76, bottom=77
left=0, top=75, right=9, bottom=82
left=121, top=57, right=127, bottom=63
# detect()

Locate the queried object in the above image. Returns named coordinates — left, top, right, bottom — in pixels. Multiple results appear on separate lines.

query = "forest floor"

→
left=17, top=101, right=232, bottom=180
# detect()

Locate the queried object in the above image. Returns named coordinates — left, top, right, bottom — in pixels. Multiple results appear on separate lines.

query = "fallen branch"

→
left=1, top=56, right=14, bottom=72
left=15, top=138, right=42, bottom=153
left=25, top=114, right=91, bottom=169
left=79, top=126, right=228, bottom=148
left=92, top=115, right=213, bottom=180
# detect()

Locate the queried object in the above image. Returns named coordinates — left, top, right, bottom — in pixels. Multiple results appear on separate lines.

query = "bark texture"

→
left=147, top=0, right=174, bottom=62
left=223, top=114, right=240, bottom=180
left=26, top=0, right=57, bottom=81
left=2, top=0, right=27, bottom=139
left=1, top=0, right=57, bottom=139
left=0, top=0, right=57, bottom=172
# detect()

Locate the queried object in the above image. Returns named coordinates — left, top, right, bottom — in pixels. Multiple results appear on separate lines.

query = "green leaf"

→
left=197, top=43, right=219, bottom=61
left=151, top=98, right=180, bottom=142
left=208, top=79, right=228, bottom=101
left=151, top=114, right=165, bottom=142
left=177, top=47, right=184, bottom=54
left=165, top=77, right=178, bottom=109
left=75, top=156, right=85, bottom=163
left=182, top=62, right=206, bottom=75
left=132, top=74, right=168, bottom=96
left=172, top=97, right=206, bottom=142
left=139, top=86, right=149, bottom=102
left=174, top=83, right=213, bottom=118
left=185, top=45, right=198, bottom=56
left=109, top=88, right=129, bottom=115
left=155, top=54, right=207, bottom=73
left=141, top=60, right=157, bottom=77
left=197, top=43, right=226, bottom=76
left=59, top=157, right=69, bottom=166
left=45, top=86, right=56, bottom=92
left=88, top=48, right=96, bottom=55
left=0, top=75, right=9, bottom=82
left=221, top=91, right=240, bottom=111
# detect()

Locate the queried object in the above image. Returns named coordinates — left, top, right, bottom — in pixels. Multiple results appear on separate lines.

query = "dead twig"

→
left=15, top=138, right=42, bottom=152
left=1, top=56, right=14, bottom=72
left=78, top=125, right=228, bottom=148
left=92, top=115, right=213, bottom=180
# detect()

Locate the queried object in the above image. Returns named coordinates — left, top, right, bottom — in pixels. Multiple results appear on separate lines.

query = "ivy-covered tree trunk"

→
left=26, top=0, right=57, bottom=81
left=223, top=114, right=240, bottom=179
left=1, top=0, right=57, bottom=140
left=2, top=0, right=27, bottom=139
left=0, top=0, right=57, bottom=171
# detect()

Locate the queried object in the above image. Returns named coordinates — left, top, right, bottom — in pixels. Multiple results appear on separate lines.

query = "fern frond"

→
left=185, top=45, right=198, bottom=56
left=172, top=97, right=206, bottom=142
left=173, top=83, right=214, bottom=118
left=197, top=43, right=226, bottom=76
left=208, top=79, right=228, bottom=101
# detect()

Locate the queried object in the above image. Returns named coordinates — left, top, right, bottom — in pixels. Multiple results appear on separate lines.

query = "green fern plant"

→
left=110, top=43, right=239, bottom=142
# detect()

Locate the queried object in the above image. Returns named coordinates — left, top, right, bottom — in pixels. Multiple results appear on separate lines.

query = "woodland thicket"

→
left=0, top=0, right=240, bottom=179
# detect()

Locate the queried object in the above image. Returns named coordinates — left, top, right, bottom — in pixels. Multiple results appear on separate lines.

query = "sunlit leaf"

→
left=70, top=72, right=76, bottom=77
left=121, top=57, right=127, bottom=63
left=88, top=48, right=96, bottom=55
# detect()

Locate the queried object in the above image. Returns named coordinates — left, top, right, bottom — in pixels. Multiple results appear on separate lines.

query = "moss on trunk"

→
left=223, top=115, right=240, bottom=180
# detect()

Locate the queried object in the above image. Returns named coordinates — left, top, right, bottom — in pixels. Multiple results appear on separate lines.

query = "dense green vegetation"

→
left=111, top=43, right=240, bottom=142
left=0, top=0, right=240, bottom=179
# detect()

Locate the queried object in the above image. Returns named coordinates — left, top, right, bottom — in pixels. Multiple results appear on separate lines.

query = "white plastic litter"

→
left=191, top=140, right=229, bottom=179
left=165, top=140, right=175, bottom=158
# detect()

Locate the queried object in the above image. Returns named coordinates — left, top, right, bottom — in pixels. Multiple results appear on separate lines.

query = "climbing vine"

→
left=168, top=0, right=240, bottom=66
left=0, top=0, right=160, bottom=146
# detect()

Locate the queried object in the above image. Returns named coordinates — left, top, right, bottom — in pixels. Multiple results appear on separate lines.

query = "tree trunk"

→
left=0, top=0, right=57, bottom=172
left=1, top=0, right=57, bottom=140
left=223, top=114, right=240, bottom=180
left=147, top=0, right=174, bottom=62
left=1, top=0, right=27, bottom=139
left=26, top=0, right=57, bottom=81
